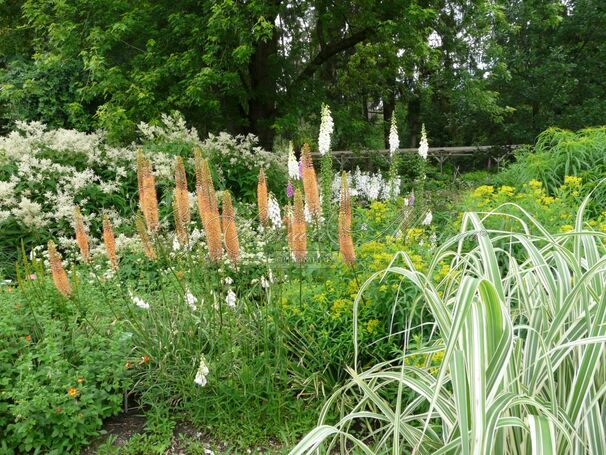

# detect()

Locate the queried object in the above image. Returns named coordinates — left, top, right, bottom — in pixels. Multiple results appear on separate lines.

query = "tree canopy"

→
left=0, top=0, right=604, bottom=149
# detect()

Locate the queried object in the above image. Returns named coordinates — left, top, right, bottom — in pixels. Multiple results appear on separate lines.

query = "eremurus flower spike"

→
left=102, top=215, right=119, bottom=271
left=48, top=240, right=72, bottom=298
left=73, top=206, right=90, bottom=263
left=222, top=191, right=240, bottom=264
left=174, top=156, right=190, bottom=246
left=194, top=149, right=223, bottom=261
left=300, top=144, right=321, bottom=221
left=136, top=213, right=156, bottom=260
left=257, top=168, right=268, bottom=226
left=338, top=172, right=355, bottom=264
left=291, top=189, right=307, bottom=263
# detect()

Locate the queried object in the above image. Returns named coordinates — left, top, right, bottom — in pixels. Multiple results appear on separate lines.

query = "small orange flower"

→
left=124, top=361, right=132, bottom=369
left=67, top=387, right=78, bottom=398
left=142, top=355, right=150, bottom=364
left=25, top=335, right=31, bottom=342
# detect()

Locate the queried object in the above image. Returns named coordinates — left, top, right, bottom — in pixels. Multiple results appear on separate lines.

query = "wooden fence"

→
left=312, top=144, right=522, bottom=173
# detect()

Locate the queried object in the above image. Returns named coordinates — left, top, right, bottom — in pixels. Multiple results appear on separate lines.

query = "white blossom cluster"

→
left=0, top=118, right=190, bottom=235
left=194, top=355, right=210, bottom=386
left=129, top=290, right=150, bottom=310
left=138, top=112, right=202, bottom=146
left=331, top=168, right=400, bottom=203
left=202, top=132, right=285, bottom=182
left=318, top=104, right=334, bottom=156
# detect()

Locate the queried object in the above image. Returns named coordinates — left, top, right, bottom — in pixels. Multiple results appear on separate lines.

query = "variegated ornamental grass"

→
left=292, top=193, right=606, bottom=454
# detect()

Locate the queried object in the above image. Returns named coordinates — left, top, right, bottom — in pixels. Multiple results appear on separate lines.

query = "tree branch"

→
left=293, top=26, right=374, bottom=85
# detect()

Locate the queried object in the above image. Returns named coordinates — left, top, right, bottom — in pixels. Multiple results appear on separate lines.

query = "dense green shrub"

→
left=499, top=126, right=606, bottom=194
left=0, top=276, right=132, bottom=454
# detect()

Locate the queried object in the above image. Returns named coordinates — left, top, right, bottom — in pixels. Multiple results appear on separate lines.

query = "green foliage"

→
left=0, top=0, right=564, bottom=148
left=280, top=200, right=440, bottom=399
left=0, top=276, right=131, bottom=454
left=499, top=127, right=606, bottom=194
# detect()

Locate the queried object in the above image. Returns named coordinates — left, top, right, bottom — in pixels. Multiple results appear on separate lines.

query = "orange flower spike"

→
left=174, top=156, right=191, bottom=227
left=193, top=151, right=223, bottom=261
left=136, top=213, right=156, bottom=260
left=222, top=191, right=240, bottom=264
left=48, top=240, right=72, bottom=298
left=338, top=172, right=355, bottom=264
left=206, top=191, right=224, bottom=261
left=102, top=215, right=119, bottom=271
left=73, top=206, right=90, bottom=263
left=195, top=154, right=211, bottom=225
left=257, top=168, right=268, bottom=226
left=291, top=189, right=307, bottom=263
left=300, top=144, right=321, bottom=220
left=202, top=159, right=223, bottom=261
left=141, top=162, right=159, bottom=233
left=136, top=148, right=147, bottom=209
left=284, top=205, right=294, bottom=252
left=173, top=192, right=189, bottom=246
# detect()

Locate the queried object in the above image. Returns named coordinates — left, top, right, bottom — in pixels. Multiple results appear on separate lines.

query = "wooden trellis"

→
left=311, top=145, right=521, bottom=173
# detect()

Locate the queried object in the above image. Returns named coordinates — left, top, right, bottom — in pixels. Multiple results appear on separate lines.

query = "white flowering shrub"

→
left=0, top=112, right=281, bottom=275
left=201, top=132, right=286, bottom=202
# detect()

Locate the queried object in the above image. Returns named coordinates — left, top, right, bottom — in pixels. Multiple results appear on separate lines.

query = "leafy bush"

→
left=201, top=132, right=286, bottom=202
left=280, top=199, right=440, bottom=399
left=0, top=275, right=132, bottom=453
left=499, top=126, right=606, bottom=194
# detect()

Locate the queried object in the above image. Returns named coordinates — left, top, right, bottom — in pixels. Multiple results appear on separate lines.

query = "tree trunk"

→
left=248, top=30, right=279, bottom=150
left=407, top=95, right=421, bottom=147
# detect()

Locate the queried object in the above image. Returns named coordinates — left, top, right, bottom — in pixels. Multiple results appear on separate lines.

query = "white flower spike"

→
left=389, top=114, right=399, bottom=157
left=418, top=124, right=429, bottom=160
left=318, top=104, right=334, bottom=156
left=287, top=142, right=300, bottom=180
